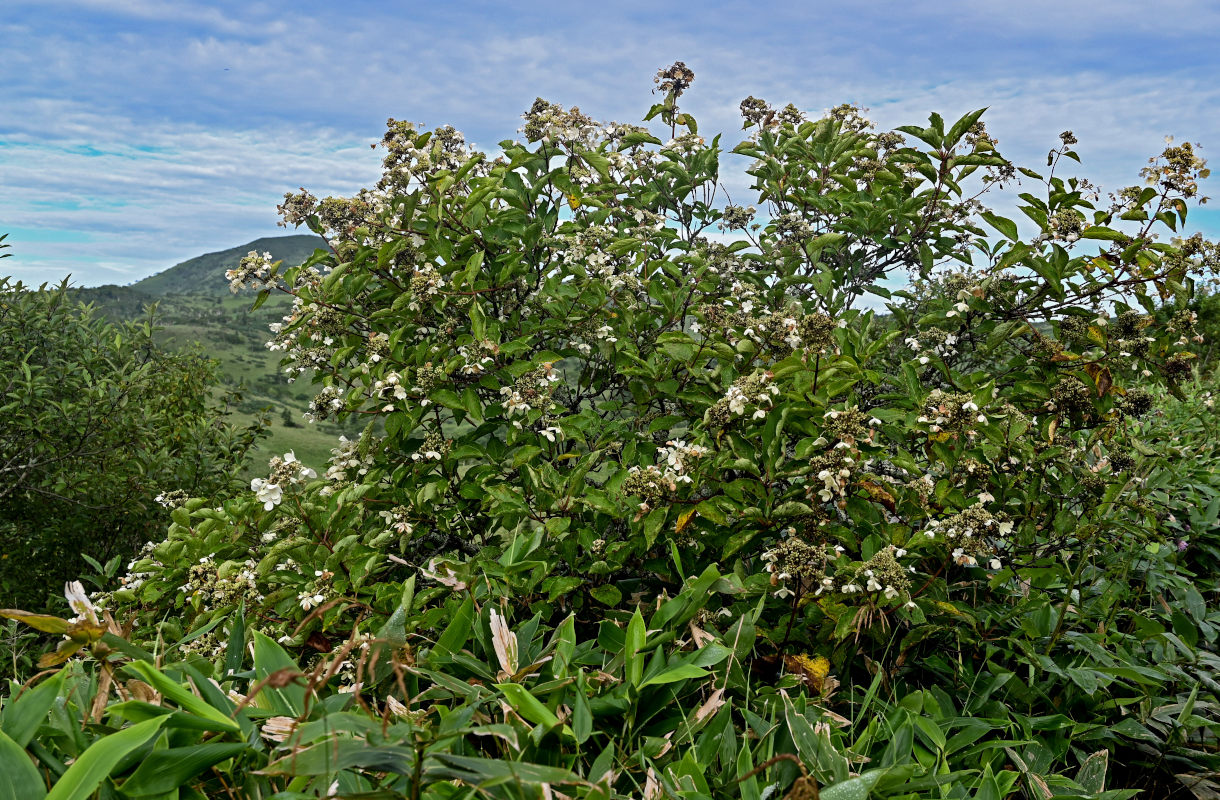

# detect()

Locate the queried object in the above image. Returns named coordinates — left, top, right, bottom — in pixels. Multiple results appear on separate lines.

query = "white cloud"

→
left=2, top=1, right=1218, bottom=285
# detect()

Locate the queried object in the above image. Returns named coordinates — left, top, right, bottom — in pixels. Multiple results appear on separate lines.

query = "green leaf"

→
left=1076, top=749, right=1108, bottom=795
left=223, top=602, right=246, bottom=677
left=1, top=668, right=68, bottom=747
left=0, top=729, right=45, bottom=800
left=980, top=211, right=1019, bottom=241
left=639, top=664, right=709, bottom=688
left=462, top=251, right=484, bottom=288
left=429, top=754, right=583, bottom=787
left=589, top=585, right=622, bottom=606
left=625, top=607, right=646, bottom=687
left=1081, top=226, right=1127, bottom=242
left=0, top=610, right=69, bottom=635
left=433, top=595, right=475, bottom=659
left=250, top=631, right=307, bottom=717
left=495, top=683, right=562, bottom=729
left=122, top=662, right=241, bottom=734
left=820, top=769, right=885, bottom=800
left=45, top=716, right=167, bottom=800
left=119, top=743, right=248, bottom=797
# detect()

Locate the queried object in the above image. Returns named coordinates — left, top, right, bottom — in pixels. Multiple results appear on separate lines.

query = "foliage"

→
left=0, top=278, right=266, bottom=610
left=7, top=67, right=1220, bottom=797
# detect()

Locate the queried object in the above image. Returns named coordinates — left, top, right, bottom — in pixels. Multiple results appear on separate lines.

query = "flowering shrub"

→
left=8, top=66, right=1220, bottom=798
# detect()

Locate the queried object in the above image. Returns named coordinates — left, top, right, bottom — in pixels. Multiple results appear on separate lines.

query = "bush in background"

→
left=0, top=275, right=265, bottom=610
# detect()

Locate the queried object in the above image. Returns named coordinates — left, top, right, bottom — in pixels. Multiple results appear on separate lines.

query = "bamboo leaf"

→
left=44, top=716, right=167, bottom=800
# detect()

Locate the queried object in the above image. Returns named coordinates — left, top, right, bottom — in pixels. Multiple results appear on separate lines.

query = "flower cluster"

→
left=829, top=546, right=912, bottom=603
left=762, top=536, right=832, bottom=600
left=180, top=555, right=263, bottom=611
left=297, top=569, right=334, bottom=611
left=322, top=435, right=379, bottom=490
left=521, top=98, right=600, bottom=147
left=411, top=431, right=451, bottom=463
left=918, top=390, right=987, bottom=436
left=499, top=363, right=561, bottom=421
left=922, top=503, right=1012, bottom=570
left=225, top=251, right=276, bottom=293
left=707, top=371, right=780, bottom=427
left=457, top=339, right=498, bottom=376
left=250, top=451, right=317, bottom=511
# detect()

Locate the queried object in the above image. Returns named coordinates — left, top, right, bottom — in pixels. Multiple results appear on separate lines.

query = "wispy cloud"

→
left=2, top=0, right=1217, bottom=285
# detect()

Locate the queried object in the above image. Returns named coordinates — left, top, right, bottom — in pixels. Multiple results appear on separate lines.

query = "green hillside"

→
left=72, top=235, right=355, bottom=473
left=130, top=234, right=325, bottom=296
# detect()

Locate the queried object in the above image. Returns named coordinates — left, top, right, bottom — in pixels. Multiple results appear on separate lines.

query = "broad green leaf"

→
left=45, top=716, right=167, bottom=800
left=0, top=729, right=45, bottom=800
left=433, top=595, right=475, bottom=660
left=639, top=664, right=709, bottom=688
left=820, top=769, right=885, bottom=800
left=1, top=668, right=67, bottom=747
left=119, top=743, right=248, bottom=797
left=0, top=610, right=69, bottom=635
left=980, top=211, right=1019, bottom=241
left=495, top=683, right=561, bottom=729
left=250, top=631, right=307, bottom=716
left=625, top=607, right=646, bottom=687
left=123, top=662, right=240, bottom=733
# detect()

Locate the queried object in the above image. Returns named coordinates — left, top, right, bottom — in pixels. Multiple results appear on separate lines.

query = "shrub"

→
left=7, top=66, right=1220, bottom=798
left=0, top=277, right=265, bottom=610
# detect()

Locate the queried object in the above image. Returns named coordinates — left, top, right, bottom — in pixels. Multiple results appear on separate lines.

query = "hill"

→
left=131, top=234, right=325, bottom=296
left=71, top=235, right=356, bottom=472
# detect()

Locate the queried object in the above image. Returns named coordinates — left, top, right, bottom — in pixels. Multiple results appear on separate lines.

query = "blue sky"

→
left=3, top=0, right=1218, bottom=286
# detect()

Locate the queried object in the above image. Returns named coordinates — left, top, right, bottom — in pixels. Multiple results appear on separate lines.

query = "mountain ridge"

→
left=131, top=234, right=326, bottom=296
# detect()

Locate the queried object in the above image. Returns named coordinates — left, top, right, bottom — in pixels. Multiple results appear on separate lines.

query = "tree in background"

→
left=0, top=273, right=266, bottom=610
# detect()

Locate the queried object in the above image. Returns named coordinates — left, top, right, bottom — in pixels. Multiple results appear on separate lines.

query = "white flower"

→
left=250, top=478, right=282, bottom=511
left=298, top=591, right=326, bottom=611
left=64, top=581, right=99, bottom=625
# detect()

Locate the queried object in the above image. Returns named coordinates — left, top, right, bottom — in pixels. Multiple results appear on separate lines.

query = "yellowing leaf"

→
left=38, top=639, right=85, bottom=668
left=0, top=609, right=71, bottom=634
left=675, top=508, right=697, bottom=534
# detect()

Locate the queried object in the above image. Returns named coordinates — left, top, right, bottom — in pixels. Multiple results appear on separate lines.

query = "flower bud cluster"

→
left=922, top=503, right=1011, bottom=570
left=707, top=371, right=780, bottom=427
left=225, top=251, right=276, bottom=293
left=297, top=569, right=334, bottom=611
left=499, top=363, right=561, bottom=420
left=457, top=339, right=498, bottom=375
left=411, top=431, right=451, bottom=463
left=181, top=555, right=263, bottom=611
left=918, top=390, right=987, bottom=435
left=323, top=435, right=378, bottom=486
left=521, top=98, right=599, bottom=147
left=830, top=546, right=912, bottom=601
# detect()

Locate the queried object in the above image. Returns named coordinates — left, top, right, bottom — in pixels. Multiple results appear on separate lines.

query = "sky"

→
left=2, top=0, right=1218, bottom=287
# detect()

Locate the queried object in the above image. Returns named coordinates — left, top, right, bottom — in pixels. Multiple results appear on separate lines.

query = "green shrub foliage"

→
left=0, top=278, right=264, bottom=610
left=7, top=68, right=1220, bottom=798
